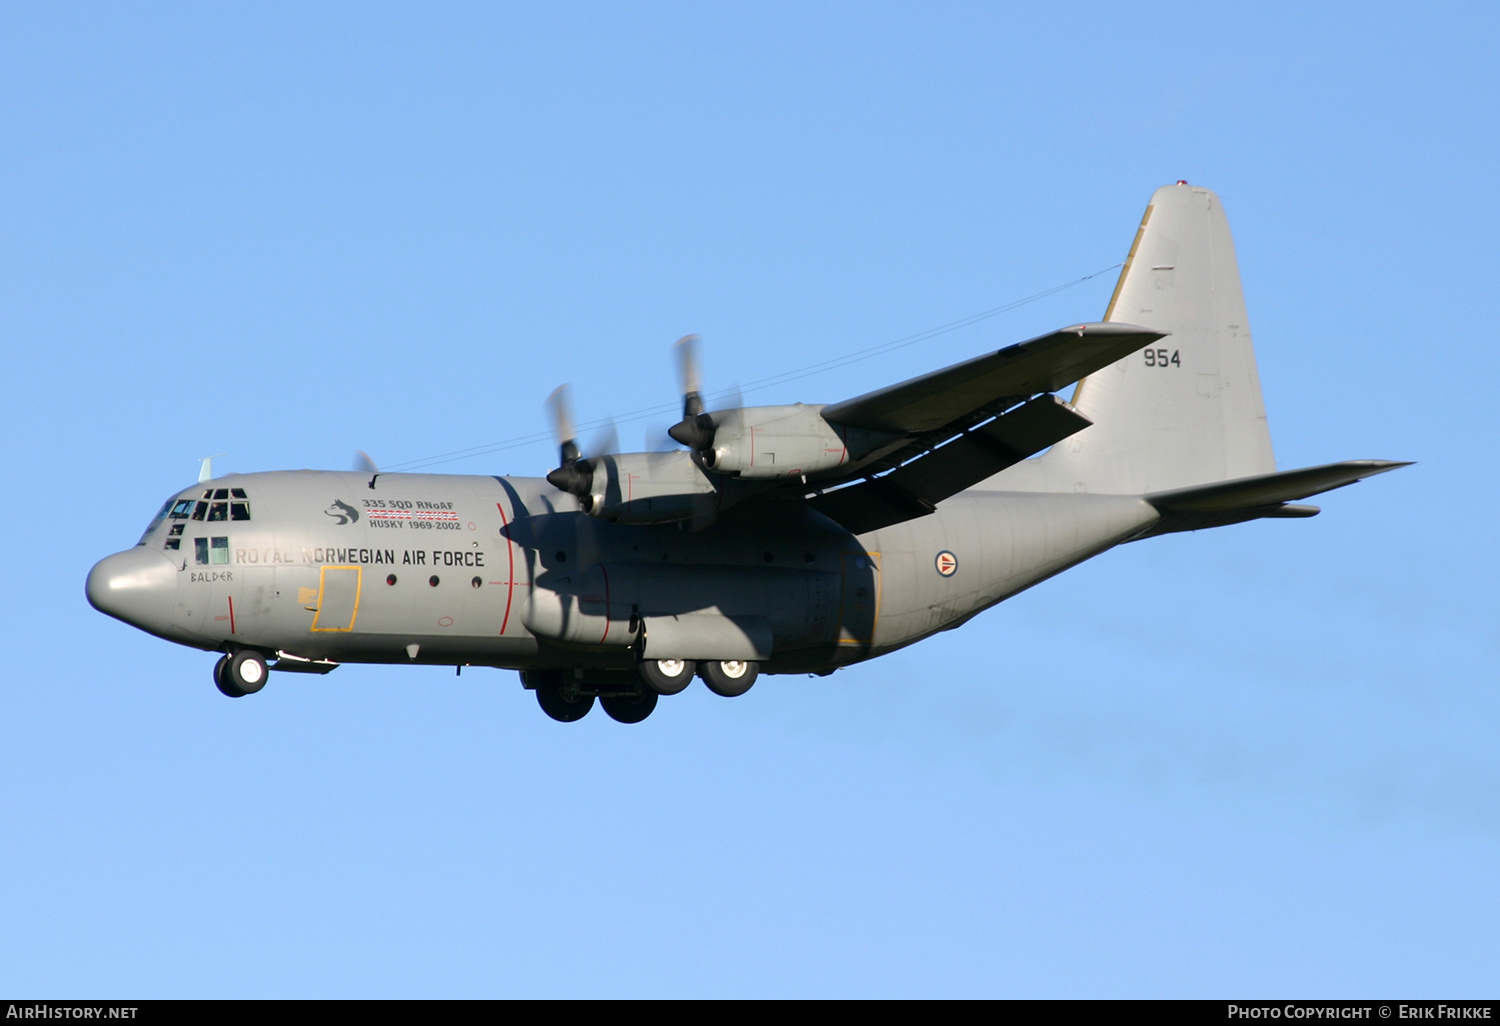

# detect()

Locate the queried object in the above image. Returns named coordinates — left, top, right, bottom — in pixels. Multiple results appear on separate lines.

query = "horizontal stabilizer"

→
left=821, top=322, right=1164, bottom=434
left=1136, top=460, right=1410, bottom=538
left=811, top=395, right=1092, bottom=534
left=1146, top=460, right=1411, bottom=512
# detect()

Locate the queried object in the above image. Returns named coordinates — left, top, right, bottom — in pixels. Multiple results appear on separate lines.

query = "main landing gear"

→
left=700, top=659, right=758, bottom=697
left=524, top=659, right=760, bottom=724
left=214, top=650, right=268, bottom=698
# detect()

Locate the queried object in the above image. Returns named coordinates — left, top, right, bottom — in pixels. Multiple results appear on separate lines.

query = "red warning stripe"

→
left=496, top=501, right=515, bottom=635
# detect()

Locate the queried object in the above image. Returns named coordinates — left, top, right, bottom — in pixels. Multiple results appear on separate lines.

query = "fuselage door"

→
left=311, top=565, right=362, bottom=632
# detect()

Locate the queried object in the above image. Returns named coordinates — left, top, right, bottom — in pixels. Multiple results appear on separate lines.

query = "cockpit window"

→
left=194, top=537, right=230, bottom=566
left=195, top=489, right=251, bottom=520
left=153, top=484, right=252, bottom=552
left=138, top=499, right=174, bottom=544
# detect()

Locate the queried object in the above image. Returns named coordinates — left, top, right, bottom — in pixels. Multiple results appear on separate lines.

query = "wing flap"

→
left=820, top=322, right=1164, bottom=434
left=810, top=395, right=1092, bottom=534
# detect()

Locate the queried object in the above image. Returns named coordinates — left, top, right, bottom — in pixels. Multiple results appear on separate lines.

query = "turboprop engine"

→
left=694, top=403, right=878, bottom=480
left=546, top=337, right=902, bottom=522
left=664, top=335, right=898, bottom=481
left=560, top=450, right=721, bottom=525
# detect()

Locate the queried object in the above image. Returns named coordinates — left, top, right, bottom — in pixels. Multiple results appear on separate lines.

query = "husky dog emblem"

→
left=325, top=500, right=359, bottom=525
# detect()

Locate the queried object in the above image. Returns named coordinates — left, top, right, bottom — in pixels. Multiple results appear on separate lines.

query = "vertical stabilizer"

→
left=1044, top=184, right=1275, bottom=494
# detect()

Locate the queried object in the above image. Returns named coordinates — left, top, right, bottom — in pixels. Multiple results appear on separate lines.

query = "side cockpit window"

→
left=193, top=537, right=231, bottom=566
left=138, top=499, right=174, bottom=544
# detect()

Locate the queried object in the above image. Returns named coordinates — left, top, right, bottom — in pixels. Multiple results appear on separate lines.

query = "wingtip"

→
left=1074, top=321, right=1170, bottom=341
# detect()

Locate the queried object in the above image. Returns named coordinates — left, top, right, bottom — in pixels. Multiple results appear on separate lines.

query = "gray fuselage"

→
left=87, top=468, right=1159, bottom=677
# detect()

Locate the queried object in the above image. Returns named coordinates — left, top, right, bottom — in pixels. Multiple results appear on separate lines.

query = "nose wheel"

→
left=214, top=650, right=268, bottom=698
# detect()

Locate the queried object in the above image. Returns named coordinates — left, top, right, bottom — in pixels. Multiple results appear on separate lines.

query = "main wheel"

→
left=638, top=658, right=696, bottom=695
left=535, top=679, right=595, bottom=722
left=600, top=688, right=658, bottom=724
left=225, top=650, right=268, bottom=695
left=213, top=655, right=246, bottom=698
left=701, top=660, right=758, bottom=698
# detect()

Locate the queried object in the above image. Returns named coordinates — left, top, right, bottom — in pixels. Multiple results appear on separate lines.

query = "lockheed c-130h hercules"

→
left=87, top=183, right=1406, bottom=724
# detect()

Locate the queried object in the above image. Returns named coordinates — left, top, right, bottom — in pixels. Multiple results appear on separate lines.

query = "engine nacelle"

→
left=704, top=405, right=893, bottom=480
left=577, top=451, right=720, bottom=525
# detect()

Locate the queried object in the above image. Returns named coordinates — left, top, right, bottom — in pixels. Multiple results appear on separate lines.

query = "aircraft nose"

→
left=87, top=547, right=177, bottom=631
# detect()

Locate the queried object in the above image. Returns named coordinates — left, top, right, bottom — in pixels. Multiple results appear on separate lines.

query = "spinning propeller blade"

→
left=546, top=385, right=581, bottom=465
left=668, top=334, right=716, bottom=451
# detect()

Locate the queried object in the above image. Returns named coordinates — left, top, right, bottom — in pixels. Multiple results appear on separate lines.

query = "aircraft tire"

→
left=638, top=658, right=696, bottom=695
left=535, top=680, right=594, bottom=722
left=225, top=650, right=269, bottom=695
left=213, top=656, right=246, bottom=698
left=601, top=689, right=658, bottom=724
left=701, top=660, right=758, bottom=698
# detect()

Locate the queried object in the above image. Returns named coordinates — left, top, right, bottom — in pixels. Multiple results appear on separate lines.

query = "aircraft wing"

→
left=808, top=395, right=1091, bottom=534
left=555, top=321, right=1162, bottom=534
left=820, top=322, right=1165, bottom=434
left=804, top=322, right=1161, bottom=533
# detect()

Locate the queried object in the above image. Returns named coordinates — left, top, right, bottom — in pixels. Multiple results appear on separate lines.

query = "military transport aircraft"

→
left=87, top=183, right=1406, bottom=724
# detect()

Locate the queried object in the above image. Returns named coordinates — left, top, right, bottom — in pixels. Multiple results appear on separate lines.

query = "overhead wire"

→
left=381, top=262, right=1123, bottom=472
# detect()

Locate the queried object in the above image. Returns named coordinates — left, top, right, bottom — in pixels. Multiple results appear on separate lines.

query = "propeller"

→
left=545, top=385, right=591, bottom=496
left=644, top=421, right=674, bottom=453
left=589, top=420, right=618, bottom=466
left=714, top=381, right=743, bottom=418
left=668, top=334, right=716, bottom=451
left=543, top=386, right=618, bottom=501
left=353, top=450, right=378, bottom=473
left=547, top=385, right=581, bottom=465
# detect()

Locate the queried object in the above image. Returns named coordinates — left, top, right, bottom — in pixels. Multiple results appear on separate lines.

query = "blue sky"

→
left=2, top=1, right=1496, bottom=997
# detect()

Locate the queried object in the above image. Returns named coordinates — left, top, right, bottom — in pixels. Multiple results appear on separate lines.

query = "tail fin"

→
left=1045, top=183, right=1276, bottom=494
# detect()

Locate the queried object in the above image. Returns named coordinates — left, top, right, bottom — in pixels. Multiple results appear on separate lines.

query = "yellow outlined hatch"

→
left=310, top=565, right=362, bottom=632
